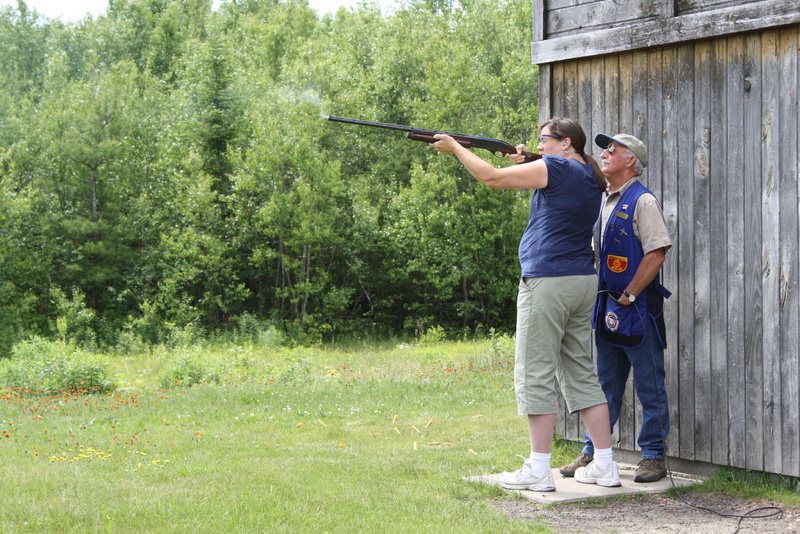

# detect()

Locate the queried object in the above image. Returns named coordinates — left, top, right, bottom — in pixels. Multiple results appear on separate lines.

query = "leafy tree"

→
left=304, top=0, right=537, bottom=335
left=230, top=88, right=350, bottom=337
left=101, top=0, right=211, bottom=80
left=194, top=39, right=240, bottom=187
left=218, top=0, right=318, bottom=83
left=0, top=1, right=50, bottom=96
left=42, top=61, right=141, bottom=221
left=27, top=60, right=166, bottom=340
left=0, top=180, right=49, bottom=354
left=0, top=0, right=540, bottom=345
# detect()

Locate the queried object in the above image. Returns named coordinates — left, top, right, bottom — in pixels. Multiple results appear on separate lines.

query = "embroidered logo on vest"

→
left=607, top=254, right=628, bottom=273
left=605, top=311, right=620, bottom=331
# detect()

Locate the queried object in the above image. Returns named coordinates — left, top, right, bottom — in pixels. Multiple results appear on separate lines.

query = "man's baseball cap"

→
left=595, top=133, right=648, bottom=168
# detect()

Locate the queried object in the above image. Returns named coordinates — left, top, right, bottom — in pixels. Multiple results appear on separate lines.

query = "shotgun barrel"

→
left=324, top=115, right=539, bottom=160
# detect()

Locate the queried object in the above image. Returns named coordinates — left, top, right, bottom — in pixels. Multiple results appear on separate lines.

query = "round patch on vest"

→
left=605, top=311, right=620, bottom=332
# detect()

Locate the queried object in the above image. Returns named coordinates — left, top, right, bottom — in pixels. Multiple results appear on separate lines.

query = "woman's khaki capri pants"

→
left=514, top=274, right=607, bottom=415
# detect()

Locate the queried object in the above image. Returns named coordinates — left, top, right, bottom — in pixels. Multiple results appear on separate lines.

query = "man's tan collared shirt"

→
left=599, top=178, right=672, bottom=254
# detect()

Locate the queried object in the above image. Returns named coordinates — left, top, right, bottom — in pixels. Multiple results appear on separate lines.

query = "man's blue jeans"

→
left=582, top=316, right=669, bottom=459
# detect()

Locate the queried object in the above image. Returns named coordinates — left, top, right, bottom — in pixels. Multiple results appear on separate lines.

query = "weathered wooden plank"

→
left=538, top=64, right=552, bottom=126
left=675, top=43, right=696, bottom=460
left=659, top=45, right=682, bottom=459
left=615, top=51, right=638, bottom=453
left=725, top=33, right=747, bottom=470
left=631, top=49, right=652, bottom=456
left=742, top=32, right=765, bottom=472
left=761, top=29, right=782, bottom=476
left=561, top=61, right=578, bottom=119
left=562, top=60, right=579, bottom=119
left=677, top=0, right=743, bottom=15
left=632, top=51, right=649, bottom=155
left=576, top=58, right=593, bottom=151
left=551, top=62, right=566, bottom=118
left=708, top=37, right=730, bottom=467
left=531, top=0, right=800, bottom=64
left=547, top=0, right=587, bottom=9
left=643, top=50, right=662, bottom=199
left=692, top=40, right=713, bottom=464
left=532, top=0, right=545, bottom=43
left=603, top=55, right=620, bottom=141
left=590, top=56, right=605, bottom=161
left=778, top=26, right=799, bottom=477
left=659, top=0, right=676, bottom=18
left=547, top=0, right=662, bottom=38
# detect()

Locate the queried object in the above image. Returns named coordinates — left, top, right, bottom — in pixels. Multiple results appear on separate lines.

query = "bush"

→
left=158, top=354, right=221, bottom=389
left=0, top=337, right=114, bottom=394
left=488, top=328, right=514, bottom=360
left=233, top=313, right=287, bottom=348
left=419, top=325, right=447, bottom=345
left=51, top=287, right=97, bottom=349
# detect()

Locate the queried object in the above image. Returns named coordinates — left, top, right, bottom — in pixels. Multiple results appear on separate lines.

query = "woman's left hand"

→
left=431, top=134, right=459, bottom=154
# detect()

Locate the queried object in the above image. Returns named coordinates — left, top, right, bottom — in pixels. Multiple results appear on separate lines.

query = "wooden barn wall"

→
left=544, top=0, right=776, bottom=41
left=546, top=26, right=800, bottom=478
left=545, top=0, right=665, bottom=39
left=532, top=0, right=800, bottom=65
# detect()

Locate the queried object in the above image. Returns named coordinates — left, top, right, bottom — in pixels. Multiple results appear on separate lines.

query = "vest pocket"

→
left=596, top=294, right=645, bottom=348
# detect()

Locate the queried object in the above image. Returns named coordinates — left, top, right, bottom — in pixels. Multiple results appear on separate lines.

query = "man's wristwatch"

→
left=622, top=289, right=636, bottom=303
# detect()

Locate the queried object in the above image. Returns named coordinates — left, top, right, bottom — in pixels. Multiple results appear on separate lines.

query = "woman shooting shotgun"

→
left=431, top=118, right=620, bottom=491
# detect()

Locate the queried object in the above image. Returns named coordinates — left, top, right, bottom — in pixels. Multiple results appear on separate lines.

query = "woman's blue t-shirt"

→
left=518, top=155, right=602, bottom=277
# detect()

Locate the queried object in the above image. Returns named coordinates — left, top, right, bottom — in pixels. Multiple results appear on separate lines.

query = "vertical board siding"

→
left=548, top=27, right=800, bottom=477
left=742, top=32, right=764, bottom=472
left=777, top=27, right=799, bottom=477
left=675, top=43, right=697, bottom=460
left=725, top=34, right=747, bottom=469
left=709, top=38, right=730, bottom=467
left=617, top=52, right=638, bottom=453
left=760, top=30, right=782, bottom=475
left=660, top=46, right=681, bottom=459
left=692, top=40, right=713, bottom=464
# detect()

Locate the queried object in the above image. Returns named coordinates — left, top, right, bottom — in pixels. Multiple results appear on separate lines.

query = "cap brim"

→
left=594, top=133, right=617, bottom=149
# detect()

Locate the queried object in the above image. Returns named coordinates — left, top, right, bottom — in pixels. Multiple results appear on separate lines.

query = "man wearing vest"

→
left=564, top=133, right=674, bottom=484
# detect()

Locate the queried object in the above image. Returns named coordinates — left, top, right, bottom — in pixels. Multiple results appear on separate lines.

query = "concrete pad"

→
left=466, top=463, right=702, bottom=504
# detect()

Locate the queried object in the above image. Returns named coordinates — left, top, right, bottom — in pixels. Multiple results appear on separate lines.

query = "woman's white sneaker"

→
left=574, top=460, right=621, bottom=487
left=498, top=457, right=556, bottom=491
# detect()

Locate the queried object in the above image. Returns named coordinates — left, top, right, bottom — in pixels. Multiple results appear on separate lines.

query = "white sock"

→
left=594, top=447, right=613, bottom=469
left=529, top=452, right=551, bottom=476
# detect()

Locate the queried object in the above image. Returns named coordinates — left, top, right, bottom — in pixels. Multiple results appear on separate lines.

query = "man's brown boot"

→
left=559, top=453, right=593, bottom=477
left=633, top=458, right=667, bottom=482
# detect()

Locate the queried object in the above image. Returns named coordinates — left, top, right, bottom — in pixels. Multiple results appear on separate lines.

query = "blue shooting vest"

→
left=592, top=181, right=671, bottom=349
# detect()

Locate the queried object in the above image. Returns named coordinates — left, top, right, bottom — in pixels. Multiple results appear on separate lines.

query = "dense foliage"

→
left=0, top=0, right=538, bottom=351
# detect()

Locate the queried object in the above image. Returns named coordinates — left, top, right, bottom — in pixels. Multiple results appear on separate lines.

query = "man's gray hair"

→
left=624, top=147, right=645, bottom=176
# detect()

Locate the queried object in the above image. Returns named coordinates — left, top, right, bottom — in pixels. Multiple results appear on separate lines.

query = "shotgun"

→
left=324, top=115, right=540, bottom=161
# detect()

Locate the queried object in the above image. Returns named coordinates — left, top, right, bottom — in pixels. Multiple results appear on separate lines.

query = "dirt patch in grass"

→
left=492, top=492, right=800, bottom=533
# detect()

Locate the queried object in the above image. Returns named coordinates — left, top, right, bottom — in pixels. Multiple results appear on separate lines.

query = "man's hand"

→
left=617, top=293, right=634, bottom=306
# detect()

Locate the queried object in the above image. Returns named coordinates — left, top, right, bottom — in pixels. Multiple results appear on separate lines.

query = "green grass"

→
left=0, top=338, right=563, bottom=533
left=1, top=338, right=797, bottom=533
left=700, top=466, right=800, bottom=504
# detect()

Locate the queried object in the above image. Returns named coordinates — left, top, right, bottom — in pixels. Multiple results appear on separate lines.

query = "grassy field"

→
left=0, top=336, right=573, bottom=533
left=1, top=336, right=797, bottom=533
